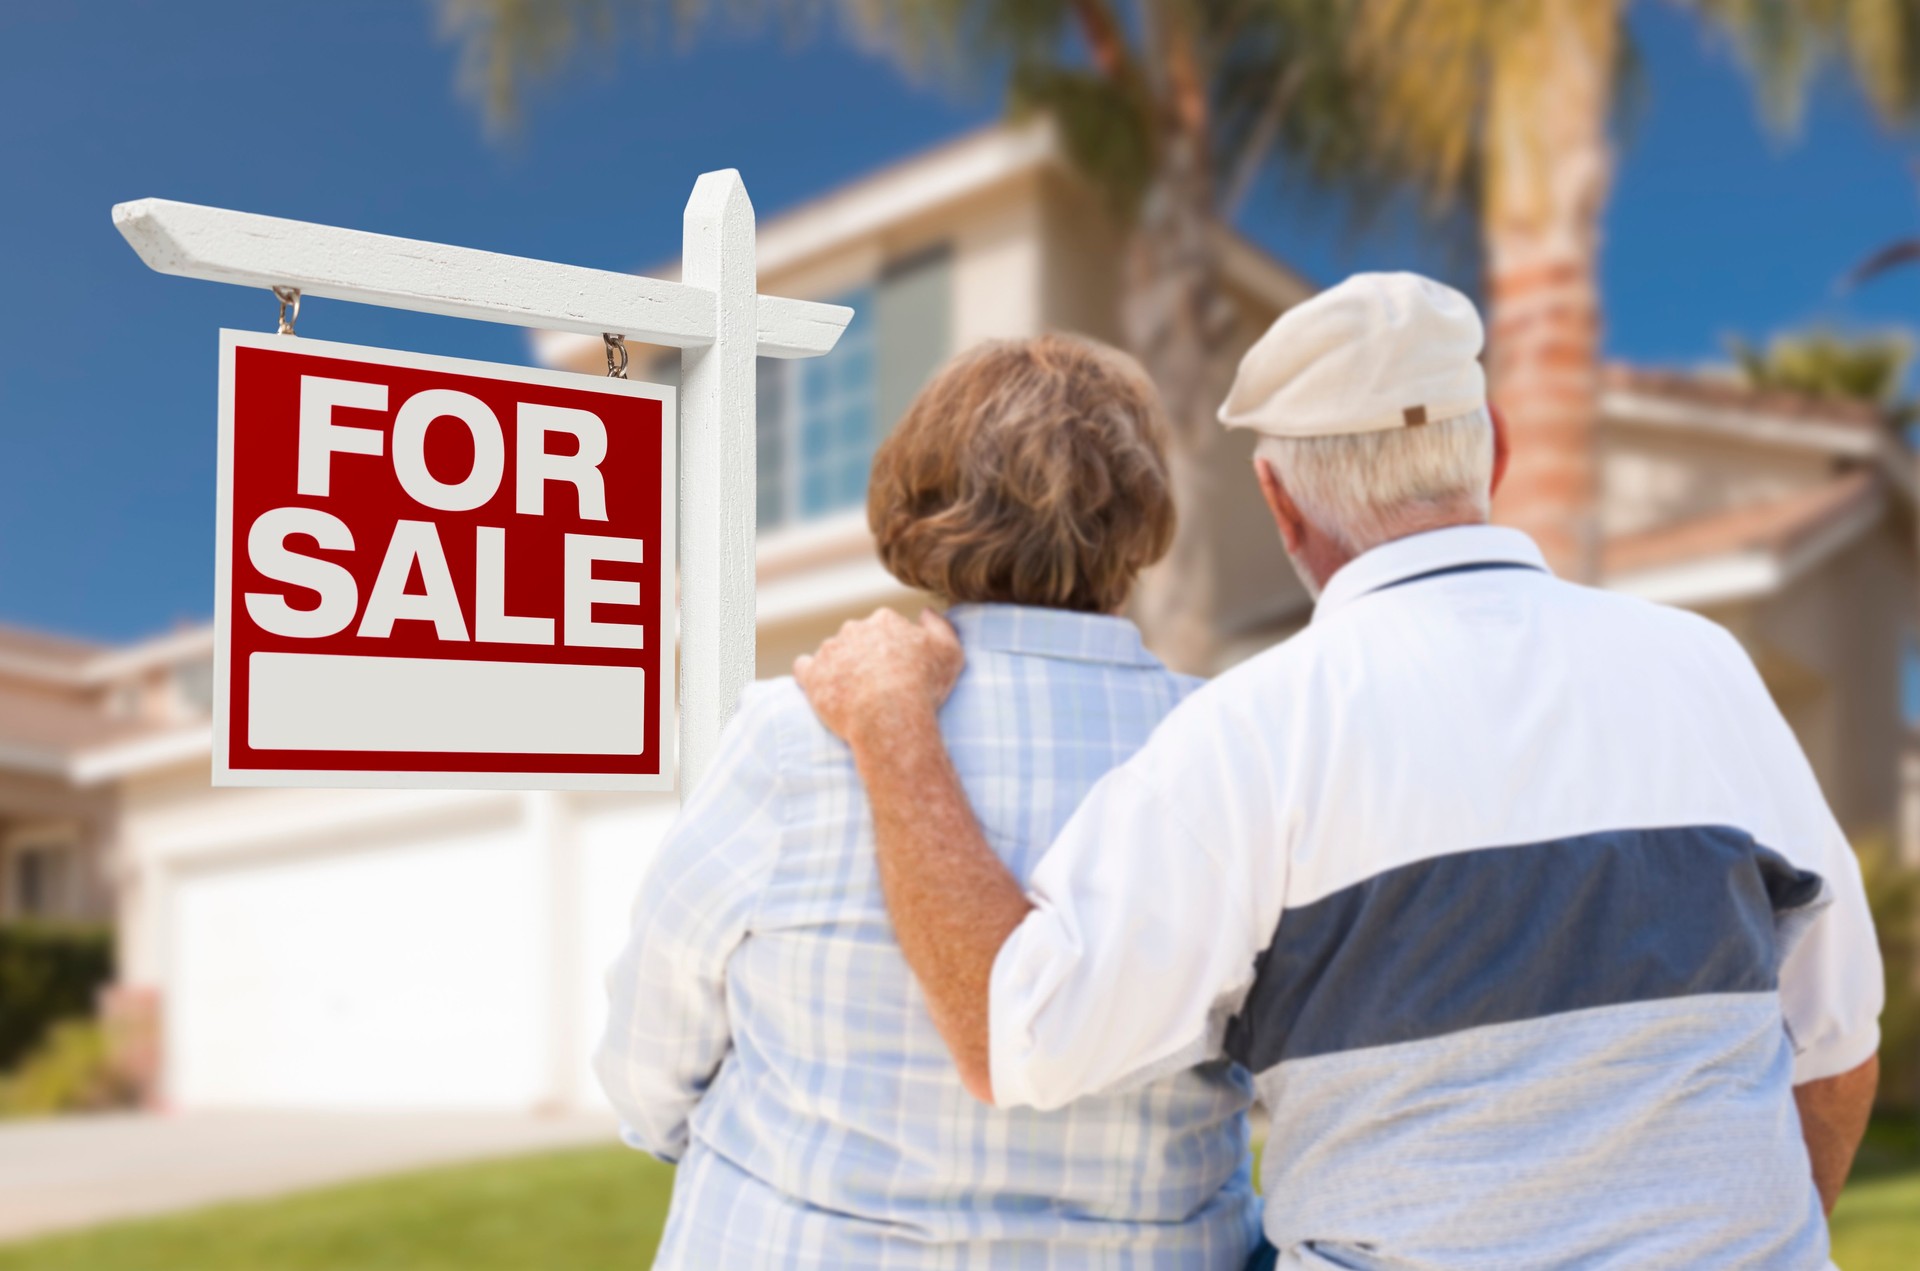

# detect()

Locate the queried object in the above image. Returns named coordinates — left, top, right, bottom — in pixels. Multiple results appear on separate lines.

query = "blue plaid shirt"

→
left=595, top=604, right=1259, bottom=1270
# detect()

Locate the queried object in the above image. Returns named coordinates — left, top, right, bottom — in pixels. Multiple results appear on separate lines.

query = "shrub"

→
left=0, top=922, right=113, bottom=1073
left=0, top=1019, right=139, bottom=1118
left=1857, top=835, right=1920, bottom=1114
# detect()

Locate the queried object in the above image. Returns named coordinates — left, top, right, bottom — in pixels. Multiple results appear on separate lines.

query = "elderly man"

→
left=795, top=272, right=1883, bottom=1269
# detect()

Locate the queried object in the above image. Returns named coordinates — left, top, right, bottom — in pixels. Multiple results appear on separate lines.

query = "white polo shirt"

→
left=989, top=524, right=1881, bottom=1269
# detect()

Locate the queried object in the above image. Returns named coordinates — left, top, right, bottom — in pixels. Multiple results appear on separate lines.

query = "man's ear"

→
left=1489, top=404, right=1511, bottom=498
left=1254, top=456, right=1306, bottom=554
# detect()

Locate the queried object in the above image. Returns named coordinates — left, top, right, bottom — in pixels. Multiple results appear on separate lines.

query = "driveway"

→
left=0, top=1110, right=616, bottom=1243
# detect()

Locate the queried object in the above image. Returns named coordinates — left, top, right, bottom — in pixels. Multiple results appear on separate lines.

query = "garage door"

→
left=572, top=798, right=679, bottom=1107
left=168, top=822, right=549, bottom=1110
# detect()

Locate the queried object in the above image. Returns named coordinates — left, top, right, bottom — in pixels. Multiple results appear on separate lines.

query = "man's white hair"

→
left=1255, top=406, right=1495, bottom=555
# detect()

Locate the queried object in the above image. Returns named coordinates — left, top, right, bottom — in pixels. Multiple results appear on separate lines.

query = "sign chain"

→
left=603, top=333, right=629, bottom=379
left=272, top=286, right=301, bottom=336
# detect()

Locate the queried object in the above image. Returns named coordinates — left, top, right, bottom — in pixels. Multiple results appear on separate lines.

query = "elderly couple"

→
left=596, top=273, right=1883, bottom=1270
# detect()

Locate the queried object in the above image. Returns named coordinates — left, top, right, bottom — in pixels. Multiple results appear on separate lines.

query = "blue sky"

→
left=2, top=1, right=1915, bottom=641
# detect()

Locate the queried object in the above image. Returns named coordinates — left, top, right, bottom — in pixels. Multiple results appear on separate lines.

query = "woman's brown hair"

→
left=868, top=334, right=1176, bottom=614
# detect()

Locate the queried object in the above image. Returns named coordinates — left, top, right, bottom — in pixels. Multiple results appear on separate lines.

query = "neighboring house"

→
left=0, top=623, right=211, bottom=923
left=0, top=122, right=1912, bottom=1113
left=1597, top=367, right=1919, bottom=840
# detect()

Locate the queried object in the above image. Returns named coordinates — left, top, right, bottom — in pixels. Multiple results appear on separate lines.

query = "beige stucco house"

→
left=1, top=122, right=1912, bottom=1111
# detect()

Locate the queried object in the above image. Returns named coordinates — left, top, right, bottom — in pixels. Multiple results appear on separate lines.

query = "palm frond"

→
left=1847, top=236, right=1920, bottom=289
left=435, top=0, right=834, bottom=128
left=1691, top=0, right=1920, bottom=133
left=1006, top=66, right=1154, bottom=212
left=833, top=0, right=1085, bottom=81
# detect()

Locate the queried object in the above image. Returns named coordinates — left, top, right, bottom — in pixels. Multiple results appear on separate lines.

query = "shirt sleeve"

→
left=988, top=687, right=1285, bottom=1111
left=1779, top=823, right=1884, bottom=1084
left=592, top=685, right=785, bottom=1160
left=1708, top=626, right=1883, bottom=1085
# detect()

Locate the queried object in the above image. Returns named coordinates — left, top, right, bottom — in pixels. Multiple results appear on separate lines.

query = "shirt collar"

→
left=946, top=603, right=1161, bottom=668
left=1312, top=525, right=1551, bottom=624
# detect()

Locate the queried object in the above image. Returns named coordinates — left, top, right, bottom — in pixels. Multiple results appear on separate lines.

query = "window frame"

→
left=757, top=284, right=877, bottom=532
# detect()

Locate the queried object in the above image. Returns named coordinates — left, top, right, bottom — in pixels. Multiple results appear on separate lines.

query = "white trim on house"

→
left=754, top=511, right=918, bottom=625
left=535, top=121, right=1315, bottom=370
left=1602, top=388, right=1884, bottom=459
left=0, top=726, right=213, bottom=789
left=0, top=626, right=214, bottom=690
left=533, top=125, right=1059, bottom=369
left=71, top=726, right=214, bottom=787
left=1607, top=485, right=1889, bottom=607
left=760, top=558, right=914, bottom=628
left=756, top=507, right=873, bottom=577
left=139, top=786, right=516, bottom=870
left=1215, top=232, right=1315, bottom=311
left=752, top=125, right=1060, bottom=280
left=1608, top=553, right=1784, bottom=609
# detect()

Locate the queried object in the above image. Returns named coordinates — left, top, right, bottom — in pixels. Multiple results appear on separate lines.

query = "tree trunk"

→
left=1484, top=1, right=1614, bottom=582
left=1124, top=129, right=1239, bottom=674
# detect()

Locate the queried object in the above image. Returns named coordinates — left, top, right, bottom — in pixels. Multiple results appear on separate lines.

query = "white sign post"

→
left=114, top=171, right=851, bottom=794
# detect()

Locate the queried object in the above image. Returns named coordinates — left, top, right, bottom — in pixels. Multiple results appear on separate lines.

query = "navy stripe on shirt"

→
left=1224, top=825, right=1824, bottom=1073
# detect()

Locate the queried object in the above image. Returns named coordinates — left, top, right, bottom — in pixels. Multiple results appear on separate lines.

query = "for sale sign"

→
left=214, top=331, right=676, bottom=790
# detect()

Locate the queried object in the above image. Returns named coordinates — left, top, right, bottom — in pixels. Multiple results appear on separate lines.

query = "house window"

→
left=875, top=244, right=954, bottom=434
left=7, top=841, right=73, bottom=919
left=756, top=356, right=790, bottom=528
left=1903, top=631, right=1920, bottom=730
left=754, top=244, right=953, bottom=533
left=175, top=657, right=214, bottom=716
left=757, top=286, right=877, bottom=530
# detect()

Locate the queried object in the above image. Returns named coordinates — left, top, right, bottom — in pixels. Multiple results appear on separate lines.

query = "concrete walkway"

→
left=0, top=1110, right=616, bottom=1244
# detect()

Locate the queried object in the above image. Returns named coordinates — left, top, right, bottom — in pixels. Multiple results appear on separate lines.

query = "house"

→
left=0, top=622, right=211, bottom=924
left=2, top=122, right=1912, bottom=1112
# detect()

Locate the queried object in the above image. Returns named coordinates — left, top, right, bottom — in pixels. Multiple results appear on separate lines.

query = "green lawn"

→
left=1830, top=1118, right=1920, bottom=1271
left=1, top=1135, right=1915, bottom=1270
left=1831, top=1169, right=1920, bottom=1271
left=0, top=1147, right=675, bottom=1271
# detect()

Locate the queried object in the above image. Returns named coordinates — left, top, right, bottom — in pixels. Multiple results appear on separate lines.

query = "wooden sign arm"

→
left=111, top=197, right=852, bottom=359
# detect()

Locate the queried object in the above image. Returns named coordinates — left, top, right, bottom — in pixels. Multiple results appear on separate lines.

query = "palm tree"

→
left=434, top=0, right=1430, bottom=672
left=1344, top=0, right=1920, bottom=579
left=439, top=0, right=1920, bottom=622
left=1729, top=328, right=1914, bottom=424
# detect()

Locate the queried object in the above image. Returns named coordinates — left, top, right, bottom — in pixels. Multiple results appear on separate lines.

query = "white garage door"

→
left=168, top=823, right=550, bottom=1110
left=573, top=798, right=680, bottom=1107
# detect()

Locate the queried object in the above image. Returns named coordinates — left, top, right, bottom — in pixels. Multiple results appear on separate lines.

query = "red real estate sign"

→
left=215, top=332, right=676, bottom=790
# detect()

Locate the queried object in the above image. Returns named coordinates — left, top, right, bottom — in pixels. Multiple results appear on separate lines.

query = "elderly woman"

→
left=594, top=334, right=1259, bottom=1270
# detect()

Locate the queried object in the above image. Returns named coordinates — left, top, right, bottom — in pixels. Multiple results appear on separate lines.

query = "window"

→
left=875, top=245, right=954, bottom=433
left=757, top=287, right=876, bottom=530
left=754, top=245, right=953, bottom=533
left=7, top=841, right=73, bottom=919
left=1903, top=630, right=1920, bottom=730
left=756, top=356, right=789, bottom=528
left=175, top=657, right=214, bottom=716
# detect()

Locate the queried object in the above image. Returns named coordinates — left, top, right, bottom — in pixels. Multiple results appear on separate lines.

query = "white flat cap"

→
left=1218, top=271, right=1486, bottom=438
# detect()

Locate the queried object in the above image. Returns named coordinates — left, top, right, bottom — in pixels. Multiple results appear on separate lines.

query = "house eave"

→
left=0, top=625, right=213, bottom=691
left=1602, top=387, right=1884, bottom=459
left=1605, top=483, right=1888, bottom=608
left=535, top=120, right=1316, bottom=370
left=534, top=122, right=1063, bottom=368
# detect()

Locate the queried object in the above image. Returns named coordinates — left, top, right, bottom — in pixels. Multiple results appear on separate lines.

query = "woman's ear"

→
left=1254, top=457, right=1306, bottom=554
